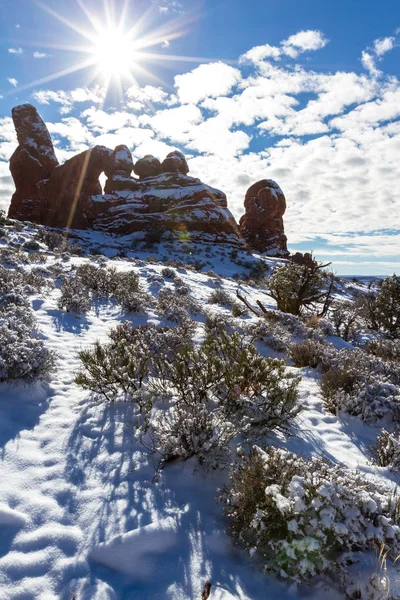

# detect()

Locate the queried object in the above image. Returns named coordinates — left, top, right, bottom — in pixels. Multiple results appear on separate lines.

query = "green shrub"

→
left=267, top=262, right=331, bottom=316
left=360, top=275, right=400, bottom=337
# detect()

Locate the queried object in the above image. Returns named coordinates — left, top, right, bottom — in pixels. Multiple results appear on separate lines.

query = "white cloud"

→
left=361, top=33, right=398, bottom=77
left=155, top=0, right=183, bottom=13
left=8, top=48, right=23, bottom=55
left=361, top=50, right=381, bottom=77
left=33, top=52, right=49, bottom=59
left=7, top=78, right=18, bottom=87
left=174, top=62, right=241, bottom=104
left=161, top=40, right=170, bottom=48
left=281, top=30, right=328, bottom=58
left=126, top=84, right=170, bottom=107
left=32, top=86, right=104, bottom=114
left=374, top=36, right=396, bottom=57
left=240, top=29, right=328, bottom=64
left=239, top=43, right=281, bottom=64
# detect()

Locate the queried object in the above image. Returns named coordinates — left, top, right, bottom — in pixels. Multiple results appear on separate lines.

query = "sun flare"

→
left=91, top=29, right=139, bottom=80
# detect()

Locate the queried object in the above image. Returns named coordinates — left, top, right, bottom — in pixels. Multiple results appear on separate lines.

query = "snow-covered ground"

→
left=0, top=221, right=398, bottom=599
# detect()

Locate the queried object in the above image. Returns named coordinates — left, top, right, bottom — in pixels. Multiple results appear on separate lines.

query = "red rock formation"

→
left=104, top=145, right=138, bottom=193
left=133, top=155, right=161, bottom=179
left=239, top=179, right=288, bottom=256
left=8, top=104, right=59, bottom=221
left=8, top=104, right=271, bottom=249
left=161, top=151, right=189, bottom=174
left=37, top=145, right=111, bottom=229
left=94, top=171, right=242, bottom=245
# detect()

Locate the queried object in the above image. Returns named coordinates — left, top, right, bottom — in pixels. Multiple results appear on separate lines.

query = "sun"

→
left=91, top=28, right=139, bottom=80
left=8, top=0, right=207, bottom=100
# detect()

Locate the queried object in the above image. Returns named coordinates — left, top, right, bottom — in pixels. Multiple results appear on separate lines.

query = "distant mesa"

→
left=8, top=103, right=288, bottom=255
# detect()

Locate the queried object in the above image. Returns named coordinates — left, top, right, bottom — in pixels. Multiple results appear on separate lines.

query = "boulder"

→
left=133, top=155, right=161, bottom=179
left=104, top=145, right=138, bottom=194
left=239, top=179, right=288, bottom=256
left=8, top=104, right=59, bottom=221
left=161, top=151, right=189, bottom=175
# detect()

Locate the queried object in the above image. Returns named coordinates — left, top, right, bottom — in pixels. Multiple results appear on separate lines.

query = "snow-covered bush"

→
left=365, top=339, right=400, bottom=363
left=76, top=264, right=119, bottom=296
left=157, top=288, right=199, bottom=324
left=289, top=340, right=327, bottom=368
left=245, top=319, right=289, bottom=352
left=221, top=445, right=400, bottom=582
left=262, top=308, right=310, bottom=338
left=58, top=279, right=92, bottom=314
left=161, top=267, right=176, bottom=279
left=370, top=429, right=400, bottom=471
left=208, top=288, right=235, bottom=307
left=320, top=348, right=400, bottom=423
left=151, top=402, right=235, bottom=468
left=231, top=301, right=248, bottom=318
left=330, top=300, right=361, bottom=341
left=0, top=302, right=55, bottom=382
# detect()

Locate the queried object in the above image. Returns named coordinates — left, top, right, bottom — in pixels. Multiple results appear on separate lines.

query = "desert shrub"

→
left=261, top=308, right=310, bottom=338
left=161, top=267, right=176, bottom=279
left=35, top=229, right=66, bottom=251
left=0, top=209, right=12, bottom=226
left=359, top=275, right=400, bottom=337
left=22, top=239, right=41, bottom=252
left=58, top=279, right=92, bottom=313
left=154, top=331, right=301, bottom=437
left=320, top=347, right=400, bottom=422
left=221, top=445, right=400, bottom=582
left=231, top=302, right=248, bottom=318
left=157, top=288, right=200, bottom=324
left=151, top=402, right=235, bottom=468
left=365, top=339, right=400, bottom=363
left=76, top=323, right=195, bottom=403
left=76, top=264, right=119, bottom=296
left=370, top=429, right=400, bottom=471
left=289, top=339, right=326, bottom=368
left=330, top=300, right=361, bottom=341
left=267, top=262, right=332, bottom=316
left=74, top=264, right=148, bottom=312
left=208, top=288, right=235, bottom=307
left=0, top=300, right=55, bottom=382
left=245, top=319, right=289, bottom=352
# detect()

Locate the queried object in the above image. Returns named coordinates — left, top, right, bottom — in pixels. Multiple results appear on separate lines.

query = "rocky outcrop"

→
left=161, top=151, right=189, bottom=175
left=104, top=145, right=137, bottom=194
left=93, top=171, right=240, bottom=244
left=8, top=104, right=59, bottom=221
left=7, top=104, right=243, bottom=246
left=7, top=104, right=290, bottom=252
left=37, top=145, right=111, bottom=229
left=133, top=155, right=161, bottom=179
left=239, top=180, right=288, bottom=256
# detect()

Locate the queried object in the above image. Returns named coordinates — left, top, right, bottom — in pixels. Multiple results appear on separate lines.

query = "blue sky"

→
left=0, top=0, right=399, bottom=275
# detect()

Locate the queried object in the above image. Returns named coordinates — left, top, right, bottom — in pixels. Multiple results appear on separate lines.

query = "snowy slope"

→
left=0, top=220, right=398, bottom=600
